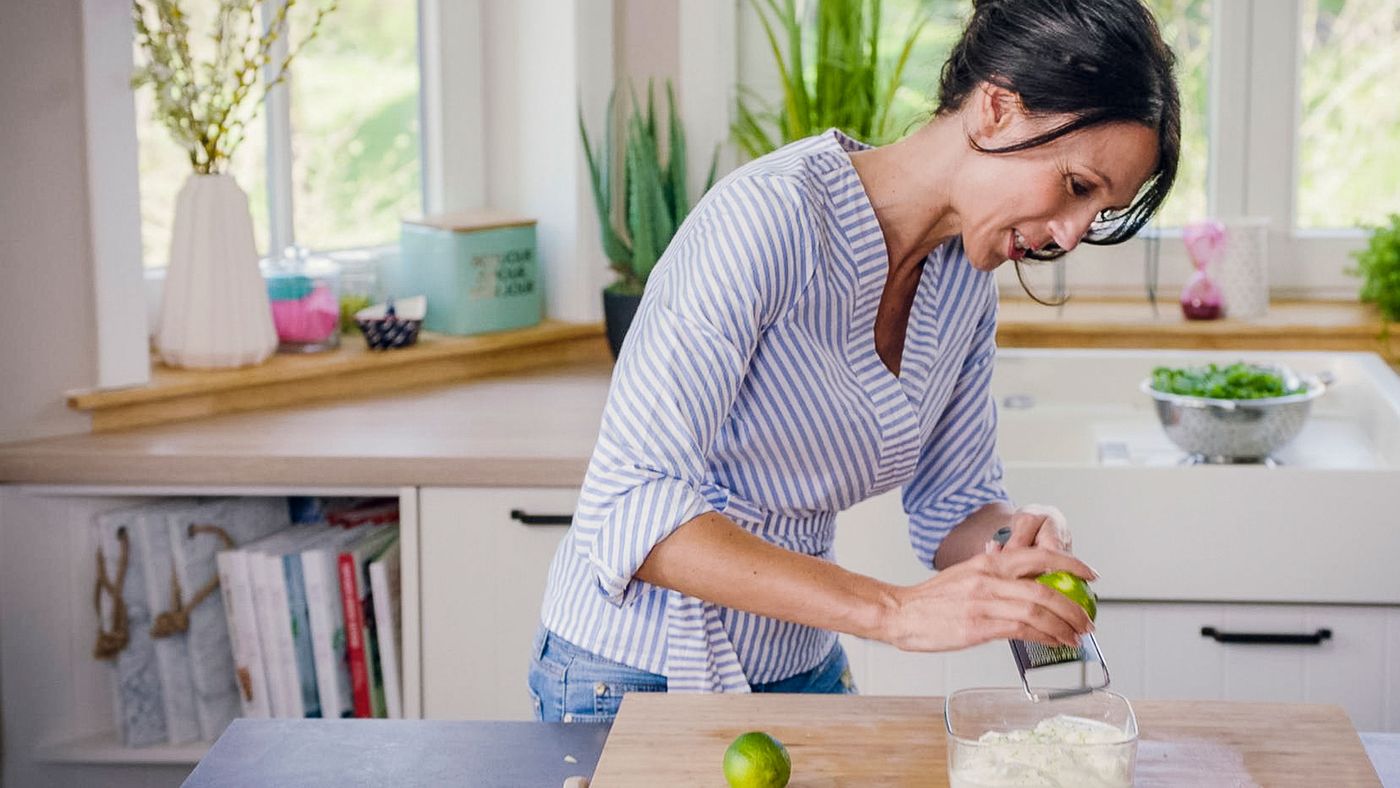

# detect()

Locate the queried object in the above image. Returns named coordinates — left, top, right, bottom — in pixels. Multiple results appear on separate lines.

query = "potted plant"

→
left=1350, top=214, right=1400, bottom=321
left=132, top=0, right=334, bottom=368
left=734, top=0, right=930, bottom=158
left=579, top=82, right=719, bottom=358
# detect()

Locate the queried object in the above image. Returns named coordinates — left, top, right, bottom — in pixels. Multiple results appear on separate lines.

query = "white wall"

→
left=0, top=0, right=96, bottom=443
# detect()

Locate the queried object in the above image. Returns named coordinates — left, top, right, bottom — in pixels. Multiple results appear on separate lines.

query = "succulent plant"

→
left=580, top=81, right=719, bottom=295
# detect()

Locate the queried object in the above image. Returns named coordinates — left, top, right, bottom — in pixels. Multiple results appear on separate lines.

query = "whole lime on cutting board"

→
left=1037, top=571, right=1098, bottom=621
left=723, top=731, right=791, bottom=788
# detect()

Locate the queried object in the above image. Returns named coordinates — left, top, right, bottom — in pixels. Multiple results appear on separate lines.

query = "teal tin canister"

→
left=386, top=211, right=542, bottom=336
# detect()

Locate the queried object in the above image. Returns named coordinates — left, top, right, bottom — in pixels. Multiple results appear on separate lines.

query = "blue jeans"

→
left=527, top=628, right=857, bottom=722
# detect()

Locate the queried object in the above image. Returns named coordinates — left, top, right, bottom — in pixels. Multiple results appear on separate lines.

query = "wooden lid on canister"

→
left=402, top=210, right=536, bottom=233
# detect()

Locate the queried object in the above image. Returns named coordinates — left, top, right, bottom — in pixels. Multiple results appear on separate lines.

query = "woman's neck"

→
left=848, top=118, right=965, bottom=277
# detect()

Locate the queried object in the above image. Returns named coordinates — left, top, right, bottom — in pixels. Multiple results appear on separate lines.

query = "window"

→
left=1297, top=0, right=1400, bottom=229
left=133, top=0, right=421, bottom=268
left=289, top=0, right=422, bottom=250
left=1150, top=0, right=1212, bottom=228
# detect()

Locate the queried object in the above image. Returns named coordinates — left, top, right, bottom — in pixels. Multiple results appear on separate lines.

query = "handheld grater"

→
left=992, top=526, right=1111, bottom=702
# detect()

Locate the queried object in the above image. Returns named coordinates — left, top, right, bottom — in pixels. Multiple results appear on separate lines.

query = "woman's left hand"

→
left=995, top=504, right=1073, bottom=553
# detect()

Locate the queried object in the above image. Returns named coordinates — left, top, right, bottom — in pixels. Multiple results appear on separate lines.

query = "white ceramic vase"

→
left=156, top=173, right=278, bottom=368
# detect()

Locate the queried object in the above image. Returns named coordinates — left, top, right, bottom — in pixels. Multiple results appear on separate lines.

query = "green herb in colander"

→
left=1150, top=362, right=1302, bottom=400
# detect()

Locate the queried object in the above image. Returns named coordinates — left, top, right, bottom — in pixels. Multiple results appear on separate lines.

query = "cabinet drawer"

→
left=1099, top=602, right=1400, bottom=731
left=419, top=487, right=577, bottom=720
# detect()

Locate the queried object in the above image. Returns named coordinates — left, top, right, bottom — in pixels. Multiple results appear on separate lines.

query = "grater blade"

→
left=1009, top=631, right=1111, bottom=702
left=992, top=526, right=1112, bottom=701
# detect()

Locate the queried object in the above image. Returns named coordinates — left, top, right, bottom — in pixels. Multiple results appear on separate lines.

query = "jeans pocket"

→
left=590, top=680, right=666, bottom=718
left=528, top=658, right=567, bottom=721
left=561, top=663, right=666, bottom=722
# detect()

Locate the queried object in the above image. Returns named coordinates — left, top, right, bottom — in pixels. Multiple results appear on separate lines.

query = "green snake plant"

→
left=734, top=0, right=930, bottom=158
left=580, top=81, right=720, bottom=296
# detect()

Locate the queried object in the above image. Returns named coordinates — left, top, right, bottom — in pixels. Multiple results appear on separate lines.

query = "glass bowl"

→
left=945, top=688, right=1138, bottom=788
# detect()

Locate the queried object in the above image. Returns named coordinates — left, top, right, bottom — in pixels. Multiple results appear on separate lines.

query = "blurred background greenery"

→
left=1298, top=0, right=1400, bottom=229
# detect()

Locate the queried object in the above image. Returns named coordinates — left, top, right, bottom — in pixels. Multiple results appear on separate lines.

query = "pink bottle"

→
left=1180, top=220, right=1226, bottom=320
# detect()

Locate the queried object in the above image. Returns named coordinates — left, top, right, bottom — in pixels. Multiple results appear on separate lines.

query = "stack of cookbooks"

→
left=216, top=498, right=403, bottom=722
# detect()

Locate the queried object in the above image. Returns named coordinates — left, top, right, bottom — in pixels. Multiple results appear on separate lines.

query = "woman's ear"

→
left=970, top=82, right=1025, bottom=145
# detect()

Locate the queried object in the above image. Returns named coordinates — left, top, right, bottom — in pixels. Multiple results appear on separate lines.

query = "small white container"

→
left=945, top=688, right=1138, bottom=788
left=1216, top=217, right=1271, bottom=320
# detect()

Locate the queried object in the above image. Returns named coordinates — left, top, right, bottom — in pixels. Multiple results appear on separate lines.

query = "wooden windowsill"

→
left=996, top=297, right=1400, bottom=357
left=62, top=299, right=1396, bottom=433
left=67, top=320, right=609, bottom=432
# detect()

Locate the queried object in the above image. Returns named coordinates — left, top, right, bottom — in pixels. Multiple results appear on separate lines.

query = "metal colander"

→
left=1140, top=366, right=1329, bottom=463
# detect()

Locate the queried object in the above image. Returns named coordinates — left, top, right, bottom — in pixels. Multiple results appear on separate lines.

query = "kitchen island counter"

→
left=180, top=715, right=1400, bottom=787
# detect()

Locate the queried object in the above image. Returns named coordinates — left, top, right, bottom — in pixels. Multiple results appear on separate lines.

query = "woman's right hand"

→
left=878, top=547, right=1098, bottom=652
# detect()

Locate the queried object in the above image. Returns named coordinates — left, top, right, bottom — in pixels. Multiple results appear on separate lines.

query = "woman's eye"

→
left=1069, top=177, right=1091, bottom=197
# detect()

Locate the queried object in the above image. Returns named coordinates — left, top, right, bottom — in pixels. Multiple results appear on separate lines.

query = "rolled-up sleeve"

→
left=572, top=174, right=816, bottom=606
left=902, top=286, right=1012, bottom=568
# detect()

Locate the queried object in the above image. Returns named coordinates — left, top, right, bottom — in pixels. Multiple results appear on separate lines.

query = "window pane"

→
left=1149, top=0, right=1212, bottom=228
left=288, top=0, right=422, bottom=250
left=1298, top=0, right=1400, bottom=229
left=134, top=9, right=269, bottom=268
left=876, top=0, right=970, bottom=139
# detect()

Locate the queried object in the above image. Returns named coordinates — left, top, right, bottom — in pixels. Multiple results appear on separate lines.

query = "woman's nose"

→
left=1049, top=207, right=1098, bottom=252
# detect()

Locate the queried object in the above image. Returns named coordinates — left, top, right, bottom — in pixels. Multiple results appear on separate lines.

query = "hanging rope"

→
left=93, top=528, right=130, bottom=660
left=150, top=523, right=236, bottom=638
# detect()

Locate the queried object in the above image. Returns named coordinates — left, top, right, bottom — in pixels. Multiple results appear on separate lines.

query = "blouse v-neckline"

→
left=820, top=130, right=942, bottom=491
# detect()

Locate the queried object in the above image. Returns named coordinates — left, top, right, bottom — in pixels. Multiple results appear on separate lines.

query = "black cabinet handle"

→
left=509, top=509, right=573, bottom=526
left=1200, top=627, right=1332, bottom=646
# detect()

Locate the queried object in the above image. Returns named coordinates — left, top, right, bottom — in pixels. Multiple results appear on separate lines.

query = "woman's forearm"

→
left=634, top=511, right=900, bottom=642
left=931, top=501, right=1016, bottom=570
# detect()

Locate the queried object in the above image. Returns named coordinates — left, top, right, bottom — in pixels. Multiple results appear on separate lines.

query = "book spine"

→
left=249, top=553, right=289, bottom=717
left=283, top=553, right=322, bottom=718
left=303, top=550, right=344, bottom=719
left=216, top=550, right=271, bottom=718
left=268, top=552, right=304, bottom=718
left=369, top=556, right=402, bottom=719
left=338, top=552, right=370, bottom=717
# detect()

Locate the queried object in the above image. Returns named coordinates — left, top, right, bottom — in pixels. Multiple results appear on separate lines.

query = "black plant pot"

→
left=602, top=289, right=643, bottom=360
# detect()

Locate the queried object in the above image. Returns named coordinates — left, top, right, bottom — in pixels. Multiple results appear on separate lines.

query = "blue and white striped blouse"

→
left=539, top=129, right=1010, bottom=693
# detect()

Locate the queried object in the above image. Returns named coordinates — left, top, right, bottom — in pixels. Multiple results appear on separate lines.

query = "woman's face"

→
left=956, top=87, right=1160, bottom=272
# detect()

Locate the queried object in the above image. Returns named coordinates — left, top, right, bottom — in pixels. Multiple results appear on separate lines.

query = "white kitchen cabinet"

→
left=1097, top=602, right=1399, bottom=732
left=831, top=489, right=1400, bottom=732
left=0, top=484, right=414, bottom=788
left=417, top=487, right=576, bottom=720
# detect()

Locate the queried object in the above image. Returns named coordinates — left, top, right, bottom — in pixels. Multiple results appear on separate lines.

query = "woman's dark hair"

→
left=936, top=0, right=1181, bottom=261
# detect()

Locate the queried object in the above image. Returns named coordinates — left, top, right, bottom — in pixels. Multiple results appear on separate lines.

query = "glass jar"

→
left=262, top=245, right=342, bottom=353
left=336, top=251, right=381, bottom=334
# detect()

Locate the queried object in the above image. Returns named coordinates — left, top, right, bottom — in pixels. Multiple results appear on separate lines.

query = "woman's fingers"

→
left=1005, top=504, right=1072, bottom=552
left=978, top=575, right=1094, bottom=638
left=981, top=546, right=1099, bottom=583
left=966, top=604, right=1080, bottom=648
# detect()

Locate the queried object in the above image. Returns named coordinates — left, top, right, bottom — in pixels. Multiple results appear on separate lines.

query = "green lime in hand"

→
left=723, top=731, right=791, bottom=788
left=1037, top=570, right=1098, bottom=622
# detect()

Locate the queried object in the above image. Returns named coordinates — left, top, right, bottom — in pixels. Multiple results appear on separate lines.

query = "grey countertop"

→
left=183, top=719, right=1399, bottom=787
left=182, top=719, right=610, bottom=787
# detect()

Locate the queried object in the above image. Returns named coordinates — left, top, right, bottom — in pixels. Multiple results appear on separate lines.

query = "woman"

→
left=530, top=0, right=1179, bottom=721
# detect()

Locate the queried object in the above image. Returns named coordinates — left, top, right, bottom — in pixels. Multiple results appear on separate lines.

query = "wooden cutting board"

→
left=590, top=694, right=1381, bottom=787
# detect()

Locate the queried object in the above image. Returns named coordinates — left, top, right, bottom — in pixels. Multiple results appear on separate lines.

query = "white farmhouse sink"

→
left=987, top=349, right=1400, bottom=605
